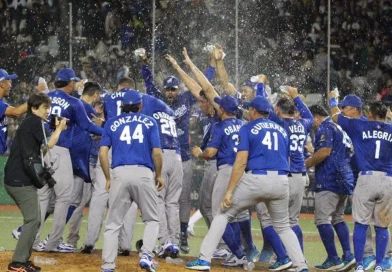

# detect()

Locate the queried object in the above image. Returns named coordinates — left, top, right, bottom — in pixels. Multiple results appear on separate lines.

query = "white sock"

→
left=188, top=210, right=203, bottom=228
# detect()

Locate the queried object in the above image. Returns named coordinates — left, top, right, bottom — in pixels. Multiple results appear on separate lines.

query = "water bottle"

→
left=165, top=257, right=184, bottom=264
left=203, top=43, right=215, bottom=53
left=34, top=256, right=57, bottom=265
left=279, top=85, right=289, bottom=94
left=134, top=48, right=146, bottom=57
left=332, top=87, right=339, bottom=97
left=243, top=261, right=255, bottom=271
left=250, top=76, right=259, bottom=83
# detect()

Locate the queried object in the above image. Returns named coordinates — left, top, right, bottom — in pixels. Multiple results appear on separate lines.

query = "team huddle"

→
left=5, top=46, right=392, bottom=272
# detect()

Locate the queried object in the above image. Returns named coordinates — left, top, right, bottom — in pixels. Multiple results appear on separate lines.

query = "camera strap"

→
left=41, top=120, right=53, bottom=167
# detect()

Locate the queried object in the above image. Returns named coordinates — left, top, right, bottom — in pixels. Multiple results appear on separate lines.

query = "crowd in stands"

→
left=1, top=0, right=392, bottom=148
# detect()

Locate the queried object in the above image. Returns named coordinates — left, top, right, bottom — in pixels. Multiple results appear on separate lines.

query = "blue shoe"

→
left=259, top=248, right=274, bottom=263
left=315, top=257, right=344, bottom=270
left=382, top=257, right=392, bottom=271
left=337, top=254, right=356, bottom=271
left=269, top=257, right=293, bottom=271
left=246, top=246, right=260, bottom=262
left=139, top=254, right=156, bottom=272
left=364, top=255, right=376, bottom=271
left=186, top=258, right=211, bottom=270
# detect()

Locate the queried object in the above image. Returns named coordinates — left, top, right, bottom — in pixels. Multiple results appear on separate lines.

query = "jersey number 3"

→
left=120, top=124, right=144, bottom=144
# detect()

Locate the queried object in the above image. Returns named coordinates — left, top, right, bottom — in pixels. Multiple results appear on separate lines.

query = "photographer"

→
left=4, top=93, right=67, bottom=272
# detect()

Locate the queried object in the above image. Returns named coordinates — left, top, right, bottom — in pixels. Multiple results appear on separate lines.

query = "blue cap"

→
left=123, top=90, right=142, bottom=105
left=214, top=95, right=239, bottom=114
left=243, top=96, right=271, bottom=112
left=55, top=68, right=80, bottom=82
left=338, top=95, right=363, bottom=108
left=0, top=69, right=17, bottom=81
left=242, top=80, right=257, bottom=89
left=163, top=76, right=179, bottom=89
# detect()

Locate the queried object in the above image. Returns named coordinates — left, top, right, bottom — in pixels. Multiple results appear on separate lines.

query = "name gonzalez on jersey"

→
left=110, top=115, right=154, bottom=132
left=251, top=122, right=288, bottom=137
left=362, top=129, right=392, bottom=142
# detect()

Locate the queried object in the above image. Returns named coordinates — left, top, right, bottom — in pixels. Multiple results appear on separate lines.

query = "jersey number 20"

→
left=120, top=124, right=144, bottom=144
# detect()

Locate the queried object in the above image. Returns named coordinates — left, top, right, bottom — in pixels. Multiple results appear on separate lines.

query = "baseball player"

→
left=305, top=105, right=354, bottom=270
left=100, top=90, right=164, bottom=272
left=33, top=68, right=103, bottom=253
left=66, top=82, right=103, bottom=248
left=329, top=96, right=392, bottom=272
left=186, top=96, right=308, bottom=271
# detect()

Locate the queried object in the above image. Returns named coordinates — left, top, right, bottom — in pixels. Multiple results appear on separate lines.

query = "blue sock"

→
left=333, top=222, right=352, bottom=258
left=65, top=205, right=76, bottom=223
left=263, top=225, right=287, bottom=260
left=230, top=222, right=242, bottom=247
left=262, top=227, right=273, bottom=251
left=222, top=224, right=243, bottom=258
left=375, top=226, right=389, bottom=266
left=239, top=220, right=255, bottom=250
left=291, top=225, right=304, bottom=252
left=353, top=222, right=368, bottom=265
left=317, top=224, right=339, bottom=260
left=180, top=222, right=188, bottom=235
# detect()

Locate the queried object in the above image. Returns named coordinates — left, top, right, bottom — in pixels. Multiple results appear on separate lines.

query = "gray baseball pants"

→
left=199, top=159, right=218, bottom=228
left=179, top=159, right=193, bottom=224
left=199, top=171, right=307, bottom=271
left=102, top=165, right=159, bottom=270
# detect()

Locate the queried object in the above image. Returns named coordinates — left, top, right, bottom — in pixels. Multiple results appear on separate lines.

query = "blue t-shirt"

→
left=141, top=64, right=198, bottom=161
left=269, top=97, right=314, bottom=173
left=48, top=90, right=103, bottom=149
left=238, top=118, right=289, bottom=172
left=313, top=117, right=353, bottom=195
left=70, top=100, right=96, bottom=182
left=100, top=113, right=161, bottom=170
left=338, top=115, right=392, bottom=173
left=0, top=99, right=9, bottom=154
left=207, top=117, right=245, bottom=167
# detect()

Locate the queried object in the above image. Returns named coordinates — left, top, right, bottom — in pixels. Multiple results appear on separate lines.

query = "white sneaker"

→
left=12, top=227, right=22, bottom=240
left=355, top=265, right=365, bottom=272
left=157, top=242, right=173, bottom=258
left=187, top=226, right=195, bottom=237
left=374, top=266, right=383, bottom=272
left=222, top=254, right=248, bottom=267
left=139, top=253, right=156, bottom=272
left=49, top=243, right=75, bottom=253
left=33, top=242, right=45, bottom=252
left=212, top=248, right=231, bottom=260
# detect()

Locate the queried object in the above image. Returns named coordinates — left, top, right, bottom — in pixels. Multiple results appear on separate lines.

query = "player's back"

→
left=104, top=89, right=128, bottom=120
left=240, top=118, right=289, bottom=172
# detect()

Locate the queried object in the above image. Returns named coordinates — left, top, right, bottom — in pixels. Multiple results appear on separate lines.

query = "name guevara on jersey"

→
left=362, top=130, right=392, bottom=142
left=110, top=115, right=154, bottom=132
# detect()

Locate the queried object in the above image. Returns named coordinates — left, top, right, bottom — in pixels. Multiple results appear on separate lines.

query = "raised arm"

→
left=328, top=91, right=341, bottom=123
left=214, top=45, right=237, bottom=96
left=137, top=48, right=164, bottom=100
left=288, top=87, right=314, bottom=122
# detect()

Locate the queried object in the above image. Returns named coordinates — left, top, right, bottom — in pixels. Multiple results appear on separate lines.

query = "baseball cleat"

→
left=374, top=265, right=383, bottom=272
left=101, top=270, right=114, bottom=272
left=136, top=239, right=143, bottom=253
left=221, top=254, right=248, bottom=267
left=33, top=242, right=45, bottom=252
left=48, top=243, right=75, bottom=253
left=186, top=258, right=211, bottom=270
left=12, top=227, right=22, bottom=240
left=337, top=254, right=356, bottom=271
left=25, top=260, right=41, bottom=272
left=7, top=262, right=35, bottom=272
left=80, top=245, right=94, bottom=254
left=118, top=248, right=130, bottom=256
left=363, top=255, right=376, bottom=271
left=246, top=246, right=260, bottom=262
left=315, top=257, right=344, bottom=270
left=180, top=232, right=190, bottom=254
left=355, top=264, right=365, bottom=272
left=157, top=242, right=174, bottom=258
left=139, top=254, right=156, bottom=272
left=382, top=256, right=392, bottom=271
left=170, top=244, right=180, bottom=258
left=212, top=248, right=231, bottom=260
left=259, top=248, right=274, bottom=263
left=269, top=257, right=293, bottom=271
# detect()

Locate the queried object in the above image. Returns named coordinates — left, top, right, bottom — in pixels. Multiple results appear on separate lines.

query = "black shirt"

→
left=4, top=112, right=47, bottom=187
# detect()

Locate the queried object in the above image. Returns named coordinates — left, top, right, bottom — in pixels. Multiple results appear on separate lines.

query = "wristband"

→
left=329, top=97, right=338, bottom=109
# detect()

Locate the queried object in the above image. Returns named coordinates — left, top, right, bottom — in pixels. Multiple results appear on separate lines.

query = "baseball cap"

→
left=163, top=76, right=179, bottom=89
left=123, top=90, right=142, bottom=105
left=338, top=94, right=363, bottom=108
left=242, top=80, right=257, bottom=90
left=214, top=95, right=239, bottom=114
left=55, top=68, right=81, bottom=82
left=0, top=69, right=17, bottom=81
left=243, top=96, right=271, bottom=112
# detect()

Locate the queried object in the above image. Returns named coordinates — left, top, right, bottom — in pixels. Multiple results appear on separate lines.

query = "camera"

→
left=39, top=165, right=56, bottom=188
left=49, top=114, right=68, bottom=130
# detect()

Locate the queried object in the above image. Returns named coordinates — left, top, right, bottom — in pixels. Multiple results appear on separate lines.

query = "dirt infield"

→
left=0, top=250, right=271, bottom=272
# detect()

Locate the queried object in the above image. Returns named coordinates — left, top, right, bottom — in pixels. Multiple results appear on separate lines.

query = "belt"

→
left=162, top=149, right=181, bottom=155
left=288, top=172, right=307, bottom=177
left=247, top=170, right=287, bottom=176
left=360, top=171, right=392, bottom=177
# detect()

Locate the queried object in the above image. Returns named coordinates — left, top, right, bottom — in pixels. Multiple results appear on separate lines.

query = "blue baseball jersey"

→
left=141, top=64, right=198, bottom=161
left=70, top=100, right=96, bottom=182
left=313, top=117, right=353, bottom=195
left=100, top=113, right=161, bottom=170
left=238, top=118, right=289, bottom=172
left=269, top=97, right=314, bottom=173
left=48, top=90, right=103, bottom=149
left=104, top=89, right=128, bottom=120
left=0, top=99, right=9, bottom=154
left=207, top=117, right=245, bottom=167
left=349, top=116, right=367, bottom=183
left=338, top=115, right=392, bottom=173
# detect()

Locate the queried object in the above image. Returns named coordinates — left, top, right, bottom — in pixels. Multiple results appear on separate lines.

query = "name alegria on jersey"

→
left=288, top=123, right=305, bottom=134
left=363, top=130, right=392, bottom=142
left=174, top=104, right=187, bottom=119
left=51, top=97, right=70, bottom=110
left=251, top=122, right=288, bottom=137
left=110, top=115, right=154, bottom=132
left=224, top=124, right=241, bottom=135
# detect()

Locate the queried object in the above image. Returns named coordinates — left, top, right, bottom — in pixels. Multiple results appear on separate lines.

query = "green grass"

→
left=0, top=209, right=383, bottom=268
